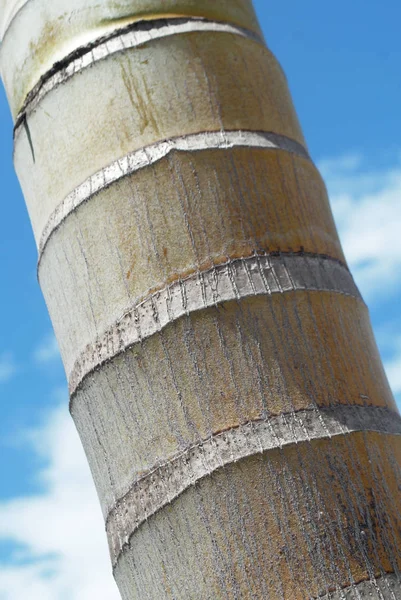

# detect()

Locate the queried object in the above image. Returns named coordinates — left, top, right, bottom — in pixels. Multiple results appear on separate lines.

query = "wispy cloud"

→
left=320, top=152, right=401, bottom=410
left=0, top=403, right=120, bottom=600
left=319, top=153, right=401, bottom=302
left=0, top=353, right=16, bottom=383
left=379, top=327, right=401, bottom=401
left=33, top=334, right=60, bottom=364
left=385, top=352, right=401, bottom=400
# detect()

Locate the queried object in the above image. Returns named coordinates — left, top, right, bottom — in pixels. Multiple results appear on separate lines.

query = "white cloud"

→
left=386, top=352, right=401, bottom=399
left=381, top=328, right=401, bottom=399
left=33, top=334, right=61, bottom=364
left=319, top=153, right=401, bottom=301
left=0, top=353, right=16, bottom=383
left=320, top=152, right=401, bottom=408
left=0, top=403, right=120, bottom=600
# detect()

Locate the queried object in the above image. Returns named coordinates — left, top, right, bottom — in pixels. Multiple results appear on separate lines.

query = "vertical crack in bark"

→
left=22, top=115, right=35, bottom=162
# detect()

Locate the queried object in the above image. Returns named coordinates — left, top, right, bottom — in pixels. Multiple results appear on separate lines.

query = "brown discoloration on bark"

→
left=105, top=407, right=401, bottom=566
left=1, top=0, right=263, bottom=115
left=72, top=291, right=396, bottom=516
left=120, top=59, right=161, bottom=138
left=37, top=131, right=310, bottom=260
left=15, top=33, right=305, bottom=237
left=114, top=432, right=401, bottom=599
left=39, top=148, right=344, bottom=371
left=14, top=20, right=263, bottom=141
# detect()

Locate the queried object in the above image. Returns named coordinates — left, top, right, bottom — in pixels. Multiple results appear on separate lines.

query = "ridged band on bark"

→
left=38, top=130, right=309, bottom=259
left=319, top=574, right=401, bottom=599
left=1, top=0, right=263, bottom=115
left=38, top=143, right=344, bottom=376
left=15, top=31, right=306, bottom=243
left=71, top=287, right=397, bottom=521
left=106, top=405, right=401, bottom=567
left=14, top=19, right=264, bottom=138
left=115, top=575, right=401, bottom=600
left=68, top=253, right=360, bottom=396
left=114, top=431, right=401, bottom=599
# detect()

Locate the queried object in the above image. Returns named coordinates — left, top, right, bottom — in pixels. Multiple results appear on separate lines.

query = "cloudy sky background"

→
left=0, top=1, right=400, bottom=598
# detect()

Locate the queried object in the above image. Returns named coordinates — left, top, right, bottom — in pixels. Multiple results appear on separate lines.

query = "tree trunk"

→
left=1, top=1, right=400, bottom=598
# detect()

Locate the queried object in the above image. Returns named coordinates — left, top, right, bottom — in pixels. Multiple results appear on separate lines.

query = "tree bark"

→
left=1, top=1, right=400, bottom=598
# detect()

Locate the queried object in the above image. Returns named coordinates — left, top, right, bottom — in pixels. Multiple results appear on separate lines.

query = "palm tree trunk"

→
left=1, top=1, right=401, bottom=597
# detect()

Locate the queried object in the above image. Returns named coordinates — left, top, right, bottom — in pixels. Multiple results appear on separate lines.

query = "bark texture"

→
left=1, top=1, right=400, bottom=598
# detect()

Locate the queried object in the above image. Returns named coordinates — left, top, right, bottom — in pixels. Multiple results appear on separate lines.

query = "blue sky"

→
left=0, top=1, right=400, bottom=597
